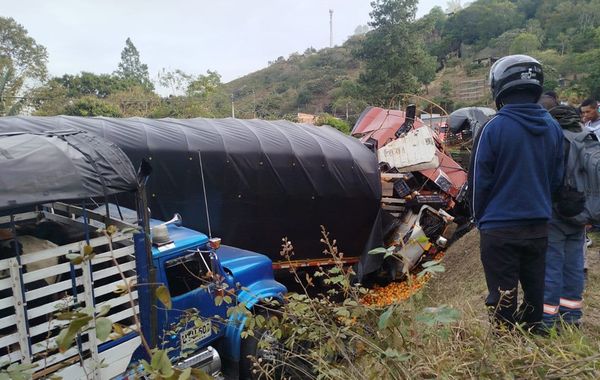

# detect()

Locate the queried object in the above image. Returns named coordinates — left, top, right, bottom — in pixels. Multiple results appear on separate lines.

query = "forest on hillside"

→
left=1, top=0, right=600, bottom=128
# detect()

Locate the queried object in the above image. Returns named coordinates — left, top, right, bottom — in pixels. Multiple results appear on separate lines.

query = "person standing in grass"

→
left=543, top=105, right=586, bottom=328
left=469, top=55, right=564, bottom=331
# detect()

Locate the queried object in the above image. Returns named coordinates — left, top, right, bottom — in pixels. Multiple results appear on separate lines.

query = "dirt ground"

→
left=424, top=229, right=600, bottom=336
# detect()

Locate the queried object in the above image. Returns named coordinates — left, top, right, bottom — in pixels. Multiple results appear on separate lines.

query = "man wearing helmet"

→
left=469, top=55, right=564, bottom=331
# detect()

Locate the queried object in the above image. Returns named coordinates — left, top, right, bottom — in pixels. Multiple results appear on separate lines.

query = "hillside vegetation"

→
left=225, top=0, right=600, bottom=120
left=2, top=0, right=600, bottom=125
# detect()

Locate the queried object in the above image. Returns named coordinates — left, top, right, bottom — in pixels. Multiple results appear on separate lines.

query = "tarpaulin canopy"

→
left=0, top=131, right=138, bottom=212
left=448, top=107, right=496, bottom=136
left=0, top=116, right=382, bottom=269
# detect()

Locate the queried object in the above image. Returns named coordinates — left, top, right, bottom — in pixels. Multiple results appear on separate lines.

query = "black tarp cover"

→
left=0, top=116, right=382, bottom=271
left=448, top=107, right=496, bottom=136
left=0, top=131, right=137, bottom=211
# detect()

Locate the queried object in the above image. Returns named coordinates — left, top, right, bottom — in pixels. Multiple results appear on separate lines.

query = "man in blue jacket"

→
left=469, top=55, right=564, bottom=331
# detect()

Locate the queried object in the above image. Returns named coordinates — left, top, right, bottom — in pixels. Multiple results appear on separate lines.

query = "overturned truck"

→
left=352, top=106, right=471, bottom=281
left=0, top=116, right=383, bottom=278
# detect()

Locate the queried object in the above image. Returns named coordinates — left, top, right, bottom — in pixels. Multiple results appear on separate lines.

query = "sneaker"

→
left=586, top=236, right=593, bottom=248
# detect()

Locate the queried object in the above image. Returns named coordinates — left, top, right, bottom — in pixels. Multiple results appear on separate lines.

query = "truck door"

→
left=159, top=249, right=228, bottom=354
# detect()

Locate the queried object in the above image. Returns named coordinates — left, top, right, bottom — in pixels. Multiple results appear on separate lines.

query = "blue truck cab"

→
left=135, top=218, right=287, bottom=378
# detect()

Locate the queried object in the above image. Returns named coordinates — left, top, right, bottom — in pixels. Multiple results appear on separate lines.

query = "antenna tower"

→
left=329, top=9, right=334, bottom=48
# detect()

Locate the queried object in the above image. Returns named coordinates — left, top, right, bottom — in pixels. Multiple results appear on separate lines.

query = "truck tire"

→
left=239, top=306, right=282, bottom=380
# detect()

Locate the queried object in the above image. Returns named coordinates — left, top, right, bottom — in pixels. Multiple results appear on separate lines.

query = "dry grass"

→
left=410, top=228, right=600, bottom=379
left=250, top=229, right=600, bottom=379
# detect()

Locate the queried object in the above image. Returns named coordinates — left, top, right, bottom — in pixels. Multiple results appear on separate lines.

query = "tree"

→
left=107, top=85, right=161, bottom=117
left=510, top=32, right=542, bottom=54
left=186, top=70, right=221, bottom=98
left=355, top=0, right=437, bottom=102
left=30, top=79, right=69, bottom=116
left=54, top=72, right=131, bottom=98
left=157, top=68, right=194, bottom=96
left=316, top=113, right=351, bottom=134
left=63, top=96, right=122, bottom=117
left=584, top=48, right=600, bottom=99
left=0, top=17, right=48, bottom=115
left=353, top=25, right=370, bottom=35
left=446, top=0, right=462, bottom=13
left=444, top=1, right=523, bottom=48
left=413, top=6, right=447, bottom=62
left=114, top=38, right=154, bottom=91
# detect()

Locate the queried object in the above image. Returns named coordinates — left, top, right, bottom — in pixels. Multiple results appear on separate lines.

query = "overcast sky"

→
left=2, top=0, right=447, bottom=89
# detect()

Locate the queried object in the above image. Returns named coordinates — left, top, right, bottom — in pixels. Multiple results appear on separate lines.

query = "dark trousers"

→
left=480, top=228, right=547, bottom=329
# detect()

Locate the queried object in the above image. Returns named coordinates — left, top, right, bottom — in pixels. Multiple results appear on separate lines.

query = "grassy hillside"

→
left=220, top=38, right=365, bottom=121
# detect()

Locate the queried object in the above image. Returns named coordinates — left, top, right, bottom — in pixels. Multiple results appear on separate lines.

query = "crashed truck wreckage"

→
left=352, top=106, right=470, bottom=281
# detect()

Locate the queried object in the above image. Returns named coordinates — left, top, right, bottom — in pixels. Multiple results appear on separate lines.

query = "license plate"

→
left=181, top=320, right=212, bottom=346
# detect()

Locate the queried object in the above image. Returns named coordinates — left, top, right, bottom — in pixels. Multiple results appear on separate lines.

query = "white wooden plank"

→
left=0, top=295, right=14, bottom=310
left=0, top=349, right=23, bottom=365
left=23, top=262, right=71, bottom=285
left=27, top=287, right=137, bottom=332
left=23, top=243, right=134, bottom=291
left=93, top=275, right=136, bottom=298
left=20, top=233, right=131, bottom=266
left=28, top=318, right=69, bottom=338
left=28, top=290, right=137, bottom=320
left=0, top=332, right=19, bottom=347
left=0, top=258, right=11, bottom=271
left=91, top=244, right=135, bottom=264
left=97, top=291, right=138, bottom=311
left=0, top=314, right=16, bottom=330
left=0, top=276, right=13, bottom=291
left=25, top=277, right=83, bottom=303
left=30, top=334, right=89, bottom=357
left=27, top=295, right=78, bottom=320
left=92, top=260, right=136, bottom=281
left=109, top=305, right=140, bottom=324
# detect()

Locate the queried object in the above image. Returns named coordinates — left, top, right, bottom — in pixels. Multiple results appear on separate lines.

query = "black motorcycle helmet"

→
left=489, top=55, right=544, bottom=109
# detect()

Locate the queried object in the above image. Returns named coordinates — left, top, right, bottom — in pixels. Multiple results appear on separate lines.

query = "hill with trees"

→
left=1, top=0, right=600, bottom=127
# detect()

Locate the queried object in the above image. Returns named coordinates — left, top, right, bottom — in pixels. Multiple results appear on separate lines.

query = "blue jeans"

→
left=543, top=221, right=585, bottom=326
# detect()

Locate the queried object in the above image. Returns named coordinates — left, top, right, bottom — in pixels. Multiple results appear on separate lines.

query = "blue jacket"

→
left=469, top=103, right=564, bottom=230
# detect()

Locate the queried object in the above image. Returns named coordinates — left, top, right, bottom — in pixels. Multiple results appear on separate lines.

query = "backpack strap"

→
left=562, top=135, right=571, bottom=187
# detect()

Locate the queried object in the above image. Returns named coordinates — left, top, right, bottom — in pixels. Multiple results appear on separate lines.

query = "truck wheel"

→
left=239, top=306, right=282, bottom=380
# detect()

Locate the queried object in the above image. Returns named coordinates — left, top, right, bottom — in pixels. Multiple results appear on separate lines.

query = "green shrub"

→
left=316, top=113, right=350, bottom=134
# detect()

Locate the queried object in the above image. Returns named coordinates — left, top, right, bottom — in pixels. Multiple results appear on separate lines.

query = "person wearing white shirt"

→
left=581, top=98, right=600, bottom=137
